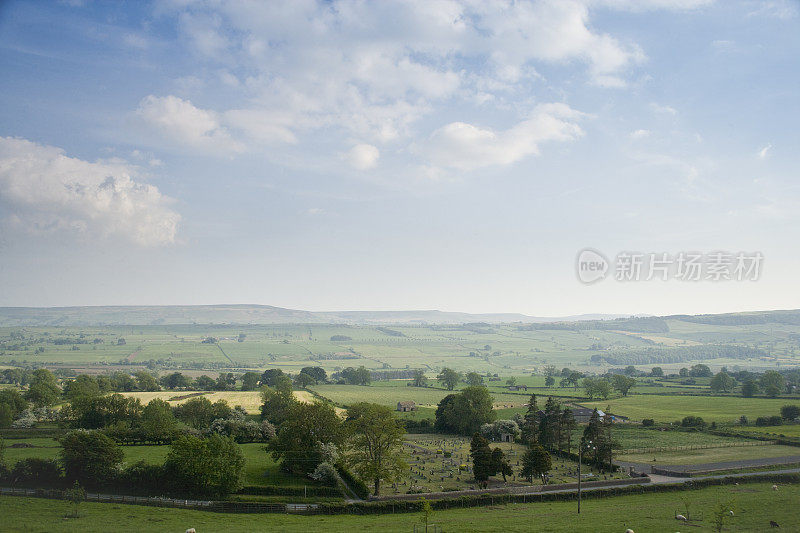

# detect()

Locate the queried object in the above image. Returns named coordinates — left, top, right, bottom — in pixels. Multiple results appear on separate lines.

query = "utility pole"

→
left=578, top=440, right=593, bottom=515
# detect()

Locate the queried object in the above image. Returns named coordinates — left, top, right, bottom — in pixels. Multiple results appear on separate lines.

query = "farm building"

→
left=397, top=401, right=418, bottom=412
left=507, top=384, right=528, bottom=391
left=570, top=406, right=605, bottom=423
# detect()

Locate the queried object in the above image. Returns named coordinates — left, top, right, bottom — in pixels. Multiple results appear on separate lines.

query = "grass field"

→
left=616, top=444, right=800, bottom=466
left=1, top=481, right=798, bottom=532
left=600, top=425, right=752, bottom=451
left=731, top=424, right=800, bottom=438
left=582, top=395, right=793, bottom=423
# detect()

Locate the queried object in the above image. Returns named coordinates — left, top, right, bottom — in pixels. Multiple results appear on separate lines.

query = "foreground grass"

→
left=1, top=481, right=798, bottom=532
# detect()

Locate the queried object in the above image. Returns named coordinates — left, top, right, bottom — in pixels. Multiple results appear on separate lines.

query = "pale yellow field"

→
left=121, top=389, right=323, bottom=414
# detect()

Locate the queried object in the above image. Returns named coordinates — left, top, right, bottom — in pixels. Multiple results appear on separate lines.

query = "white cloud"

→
left=424, top=103, right=585, bottom=170
left=345, top=144, right=380, bottom=171
left=136, top=95, right=244, bottom=154
left=592, top=0, right=714, bottom=11
left=758, top=144, right=772, bottom=159
left=0, top=137, right=179, bottom=246
left=747, top=0, right=798, bottom=20
left=650, top=102, right=678, bottom=115
left=630, top=129, right=651, bottom=139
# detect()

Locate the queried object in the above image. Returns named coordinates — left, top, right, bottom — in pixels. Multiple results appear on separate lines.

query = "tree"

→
left=741, top=379, right=760, bottom=397
left=140, top=398, right=177, bottom=442
left=434, top=386, right=495, bottom=435
left=760, top=371, right=785, bottom=398
left=260, top=381, right=297, bottom=425
left=60, top=430, right=123, bottom=487
left=543, top=365, right=558, bottom=378
left=215, top=372, right=236, bottom=391
left=173, top=397, right=231, bottom=429
left=25, top=369, right=60, bottom=407
left=260, top=368, right=288, bottom=388
left=240, top=372, right=261, bottom=391
left=193, top=375, right=216, bottom=390
left=559, top=408, right=577, bottom=454
left=164, top=434, right=245, bottom=498
left=0, top=388, right=28, bottom=418
left=345, top=403, right=407, bottom=496
left=161, top=372, right=191, bottom=389
left=544, top=375, right=555, bottom=387
left=520, top=444, right=551, bottom=483
left=67, top=393, right=143, bottom=429
left=268, top=402, right=345, bottom=474
left=611, top=374, right=636, bottom=396
left=64, top=375, right=101, bottom=401
left=134, top=371, right=160, bottom=392
left=491, top=447, right=513, bottom=482
left=300, top=367, right=327, bottom=384
left=0, top=404, right=12, bottom=429
left=521, top=394, right=539, bottom=444
left=689, top=364, right=712, bottom=378
left=679, top=367, right=689, bottom=377
left=470, top=433, right=492, bottom=488
left=294, top=372, right=316, bottom=388
left=650, top=367, right=664, bottom=377
left=437, top=368, right=462, bottom=391
left=465, top=372, right=484, bottom=387
left=340, top=366, right=371, bottom=386
left=710, top=371, right=736, bottom=393
left=780, top=404, right=800, bottom=421
left=583, top=377, right=611, bottom=400
left=538, top=397, right=562, bottom=449
left=65, top=480, right=86, bottom=518
left=411, top=369, right=428, bottom=387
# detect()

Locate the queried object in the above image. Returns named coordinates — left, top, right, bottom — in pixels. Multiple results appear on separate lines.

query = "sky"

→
left=0, top=0, right=798, bottom=317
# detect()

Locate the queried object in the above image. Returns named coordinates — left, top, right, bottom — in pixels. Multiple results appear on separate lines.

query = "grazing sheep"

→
left=625, top=529, right=634, bottom=533
left=186, top=529, right=196, bottom=533
left=770, top=520, right=780, bottom=528
left=772, top=484, right=779, bottom=491
left=675, top=514, right=687, bottom=521
left=729, top=510, right=734, bottom=516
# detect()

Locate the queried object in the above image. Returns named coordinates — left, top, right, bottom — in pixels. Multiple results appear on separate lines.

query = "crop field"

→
left=4, top=313, right=800, bottom=376
left=616, top=443, right=800, bottom=466
left=1, top=481, right=799, bottom=532
left=581, top=395, right=794, bottom=423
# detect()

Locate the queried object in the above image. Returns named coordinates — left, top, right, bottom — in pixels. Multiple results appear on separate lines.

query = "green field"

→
left=582, top=395, right=793, bottom=423
left=616, top=444, right=800, bottom=466
left=598, top=425, right=752, bottom=451
left=1, top=481, right=798, bottom=532
left=732, top=424, right=800, bottom=438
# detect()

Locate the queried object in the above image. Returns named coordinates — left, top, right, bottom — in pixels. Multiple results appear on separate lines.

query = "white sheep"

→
left=625, top=529, right=634, bottom=533
left=186, top=529, right=196, bottom=533
left=772, top=484, right=779, bottom=491
left=729, top=510, right=734, bottom=516
left=675, top=514, right=687, bottom=521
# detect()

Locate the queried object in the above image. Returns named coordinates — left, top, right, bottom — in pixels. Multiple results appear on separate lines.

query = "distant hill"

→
left=0, top=305, right=630, bottom=326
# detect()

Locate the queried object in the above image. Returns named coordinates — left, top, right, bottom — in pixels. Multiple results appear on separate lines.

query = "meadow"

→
left=1, top=481, right=798, bottom=532
left=616, top=444, right=800, bottom=466
left=581, top=395, right=795, bottom=423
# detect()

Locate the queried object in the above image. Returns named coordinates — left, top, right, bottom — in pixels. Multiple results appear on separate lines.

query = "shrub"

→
left=117, top=461, right=166, bottom=495
left=641, top=419, right=655, bottom=427
left=755, top=416, right=770, bottom=426
left=769, top=415, right=784, bottom=426
left=10, top=458, right=63, bottom=486
left=681, top=416, right=706, bottom=428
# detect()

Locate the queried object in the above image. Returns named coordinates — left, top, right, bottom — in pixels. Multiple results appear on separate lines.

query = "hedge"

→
left=335, top=465, right=370, bottom=500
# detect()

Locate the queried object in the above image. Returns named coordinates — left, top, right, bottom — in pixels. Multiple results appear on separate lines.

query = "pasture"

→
left=1, top=481, right=798, bottom=532
left=616, top=443, right=800, bottom=466
left=581, top=395, right=793, bottom=423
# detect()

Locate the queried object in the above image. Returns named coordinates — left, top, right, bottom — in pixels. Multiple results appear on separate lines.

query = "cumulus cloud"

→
left=136, top=95, right=243, bottom=154
left=0, top=137, right=179, bottom=246
left=423, top=103, right=586, bottom=170
left=345, top=144, right=380, bottom=171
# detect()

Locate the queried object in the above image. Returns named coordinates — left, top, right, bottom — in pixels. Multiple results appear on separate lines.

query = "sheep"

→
left=186, top=529, right=196, bottom=533
left=772, top=484, right=779, bottom=491
left=729, top=510, right=734, bottom=516
left=625, top=529, right=634, bottom=533
left=675, top=514, right=687, bottom=521
left=770, top=520, right=780, bottom=528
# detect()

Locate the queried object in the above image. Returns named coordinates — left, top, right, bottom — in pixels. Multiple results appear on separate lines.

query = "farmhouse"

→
left=507, top=384, right=528, bottom=391
left=397, top=401, right=418, bottom=412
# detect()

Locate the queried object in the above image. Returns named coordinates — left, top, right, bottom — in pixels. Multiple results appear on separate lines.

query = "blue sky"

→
left=0, top=0, right=798, bottom=316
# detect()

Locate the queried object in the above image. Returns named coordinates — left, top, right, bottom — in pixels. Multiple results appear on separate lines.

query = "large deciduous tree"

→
left=268, top=402, right=345, bottom=475
left=164, top=434, right=245, bottom=498
left=345, top=402, right=407, bottom=496
left=436, top=368, right=462, bottom=391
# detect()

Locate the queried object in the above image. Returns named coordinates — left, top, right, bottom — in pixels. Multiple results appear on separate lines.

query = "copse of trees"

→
left=434, top=386, right=495, bottom=435
left=164, top=433, right=245, bottom=498
left=336, top=366, right=371, bottom=385
left=268, top=402, right=346, bottom=475
left=59, top=430, right=124, bottom=488
left=583, top=376, right=611, bottom=400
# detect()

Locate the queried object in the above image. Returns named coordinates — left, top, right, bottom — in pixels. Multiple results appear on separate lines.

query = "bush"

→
left=641, top=419, right=654, bottom=427
left=780, top=405, right=800, bottom=421
left=681, top=416, right=706, bottom=428
left=10, top=458, right=63, bottom=486
left=336, top=464, right=369, bottom=499
left=769, top=416, right=784, bottom=426
left=116, top=461, right=166, bottom=495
